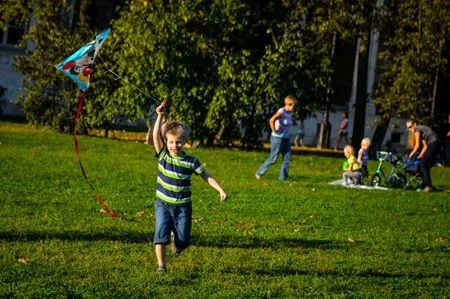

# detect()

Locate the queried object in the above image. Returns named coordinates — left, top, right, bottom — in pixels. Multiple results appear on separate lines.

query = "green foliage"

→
left=374, top=0, right=450, bottom=123
left=0, top=0, right=33, bottom=31
left=7, top=0, right=449, bottom=144
left=1, top=122, right=450, bottom=297
left=2, top=0, right=96, bottom=132
left=107, top=0, right=375, bottom=146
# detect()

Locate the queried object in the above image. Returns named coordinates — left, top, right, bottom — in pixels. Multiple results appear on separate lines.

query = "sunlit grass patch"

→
left=1, top=122, right=449, bottom=297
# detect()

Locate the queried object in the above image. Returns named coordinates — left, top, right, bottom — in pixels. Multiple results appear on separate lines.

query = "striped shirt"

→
left=155, top=148, right=204, bottom=204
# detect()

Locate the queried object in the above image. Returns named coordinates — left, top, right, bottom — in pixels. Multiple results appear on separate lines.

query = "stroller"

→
left=402, top=158, right=423, bottom=189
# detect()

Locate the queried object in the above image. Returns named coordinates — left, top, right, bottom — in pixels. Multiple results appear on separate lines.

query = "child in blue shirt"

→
left=255, top=95, right=297, bottom=180
left=148, top=101, right=227, bottom=273
left=357, top=137, right=371, bottom=181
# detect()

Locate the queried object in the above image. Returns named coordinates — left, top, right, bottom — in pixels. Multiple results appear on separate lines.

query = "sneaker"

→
left=156, top=267, right=166, bottom=274
left=255, top=174, right=261, bottom=180
left=423, top=186, right=432, bottom=192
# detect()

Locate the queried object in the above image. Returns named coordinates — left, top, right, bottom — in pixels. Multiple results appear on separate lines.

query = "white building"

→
left=0, top=21, right=30, bottom=117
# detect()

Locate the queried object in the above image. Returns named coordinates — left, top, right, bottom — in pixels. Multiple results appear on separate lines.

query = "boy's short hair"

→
left=361, top=137, right=371, bottom=147
left=162, top=120, right=190, bottom=141
left=284, top=95, right=297, bottom=104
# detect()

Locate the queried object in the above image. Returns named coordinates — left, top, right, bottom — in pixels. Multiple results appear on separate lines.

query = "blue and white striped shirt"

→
left=155, top=148, right=204, bottom=204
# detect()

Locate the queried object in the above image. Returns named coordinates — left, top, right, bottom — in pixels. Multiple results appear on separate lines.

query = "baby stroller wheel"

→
left=398, top=174, right=406, bottom=188
left=404, top=174, right=423, bottom=190
left=386, top=173, right=406, bottom=188
left=371, top=174, right=381, bottom=187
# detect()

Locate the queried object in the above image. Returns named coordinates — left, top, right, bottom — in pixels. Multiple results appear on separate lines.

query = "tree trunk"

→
left=351, top=32, right=371, bottom=150
left=371, top=117, right=391, bottom=157
left=317, top=32, right=337, bottom=149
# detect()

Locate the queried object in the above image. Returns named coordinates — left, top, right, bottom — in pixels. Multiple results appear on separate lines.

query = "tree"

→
left=4, top=0, right=390, bottom=148
left=374, top=0, right=450, bottom=124
left=298, top=0, right=376, bottom=148
left=1, top=0, right=98, bottom=133
left=108, top=0, right=369, bottom=147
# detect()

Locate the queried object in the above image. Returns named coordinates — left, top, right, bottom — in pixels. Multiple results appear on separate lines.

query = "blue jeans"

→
left=256, top=136, right=291, bottom=180
left=153, top=199, right=192, bottom=251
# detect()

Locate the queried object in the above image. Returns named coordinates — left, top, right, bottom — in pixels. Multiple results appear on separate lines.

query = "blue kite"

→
left=56, top=28, right=110, bottom=90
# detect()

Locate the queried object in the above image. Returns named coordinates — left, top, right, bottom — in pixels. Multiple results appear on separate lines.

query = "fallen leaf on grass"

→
left=347, top=237, right=356, bottom=244
left=18, top=257, right=31, bottom=264
left=136, top=211, right=149, bottom=217
left=435, top=236, right=448, bottom=243
left=193, top=217, right=204, bottom=223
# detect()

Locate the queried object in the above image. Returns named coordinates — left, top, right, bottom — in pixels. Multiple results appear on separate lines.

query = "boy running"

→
left=148, top=101, right=227, bottom=273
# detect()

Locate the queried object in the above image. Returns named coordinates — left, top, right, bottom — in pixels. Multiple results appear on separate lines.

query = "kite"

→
left=56, top=28, right=118, bottom=218
left=56, top=28, right=110, bottom=91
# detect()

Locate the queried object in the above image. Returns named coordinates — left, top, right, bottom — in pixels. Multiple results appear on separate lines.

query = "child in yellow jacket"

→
left=342, top=145, right=361, bottom=185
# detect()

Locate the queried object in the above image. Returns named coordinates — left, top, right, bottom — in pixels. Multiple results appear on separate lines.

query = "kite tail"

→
left=73, top=90, right=118, bottom=218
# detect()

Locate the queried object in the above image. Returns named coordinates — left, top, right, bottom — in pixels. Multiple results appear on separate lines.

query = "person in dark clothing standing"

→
left=406, top=119, right=441, bottom=192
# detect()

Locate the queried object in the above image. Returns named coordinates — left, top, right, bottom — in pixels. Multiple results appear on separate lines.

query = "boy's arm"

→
left=269, top=111, right=282, bottom=132
left=201, top=171, right=227, bottom=201
left=152, top=101, right=166, bottom=153
left=357, top=151, right=362, bottom=164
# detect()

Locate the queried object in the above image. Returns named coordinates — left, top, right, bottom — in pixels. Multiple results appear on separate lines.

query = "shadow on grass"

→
left=239, top=267, right=450, bottom=280
left=0, top=230, right=153, bottom=243
left=192, top=234, right=346, bottom=250
left=0, top=230, right=343, bottom=249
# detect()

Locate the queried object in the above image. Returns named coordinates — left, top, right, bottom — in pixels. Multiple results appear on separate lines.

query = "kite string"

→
left=97, top=54, right=161, bottom=105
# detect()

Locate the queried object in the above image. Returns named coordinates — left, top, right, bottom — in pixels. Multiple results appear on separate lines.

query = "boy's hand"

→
left=156, top=100, right=167, bottom=116
left=220, top=191, right=227, bottom=201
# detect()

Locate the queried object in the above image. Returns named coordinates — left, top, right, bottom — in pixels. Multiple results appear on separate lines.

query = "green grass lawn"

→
left=1, top=122, right=449, bottom=298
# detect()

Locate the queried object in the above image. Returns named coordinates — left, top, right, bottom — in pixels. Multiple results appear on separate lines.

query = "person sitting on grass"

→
left=342, top=145, right=361, bottom=186
left=148, top=101, right=227, bottom=273
left=357, top=137, right=371, bottom=182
